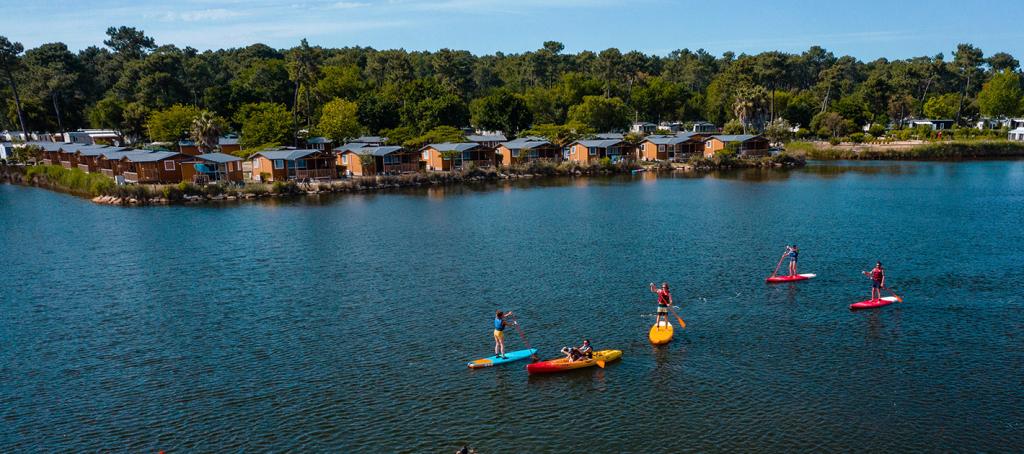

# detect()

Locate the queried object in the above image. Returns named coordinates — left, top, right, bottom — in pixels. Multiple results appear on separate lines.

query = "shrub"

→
left=271, top=180, right=300, bottom=194
left=828, top=137, right=841, bottom=146
left=849, top=133, right=866, bottom=144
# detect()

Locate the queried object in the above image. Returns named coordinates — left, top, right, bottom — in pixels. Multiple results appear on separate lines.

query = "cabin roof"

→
left=194, top=152, right=241, bottom=163
left=252, top=149, right=323, bottom=160
left=573, top=139, right=625, bottom=148
left=346, top=146, right=405, bottom=156
left=466, top=133, right=507, bottom=142
left=123, top=151, right=181, bottom=162
left=307, top=136, right=332, bottom=144
left=423, top=142, right=481, bottom=152
left=499, top=137, right=552, bottom=150
left=710, top=134, right=760, bottom=143
left=643, top=136, right=691, bottom=145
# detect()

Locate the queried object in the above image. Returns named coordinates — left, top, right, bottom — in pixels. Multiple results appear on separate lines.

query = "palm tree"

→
left=190, top=111, right=221, bottom=153
left=733, top=91, right=754, bottom=134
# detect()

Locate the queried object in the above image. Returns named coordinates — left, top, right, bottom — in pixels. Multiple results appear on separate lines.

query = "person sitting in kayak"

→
left=786, top=244, right=799, bottom=276
left=578, top=339, right=593, bottom=359
left=560, top=340, right=592, bottom=362
left=650, top=282, right=673, bottom=326
left=493, top=310, right=513, bottom=359
left=862, top=262, right=886, bottom=301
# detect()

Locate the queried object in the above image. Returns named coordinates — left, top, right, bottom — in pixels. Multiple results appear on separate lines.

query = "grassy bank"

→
left=790, top=140, right=1024, bottom=160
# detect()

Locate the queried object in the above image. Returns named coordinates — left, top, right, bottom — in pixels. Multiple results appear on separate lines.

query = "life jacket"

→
left=870, top=268, right=884, bottom=281
left=657, top=289, right=671, bottom=306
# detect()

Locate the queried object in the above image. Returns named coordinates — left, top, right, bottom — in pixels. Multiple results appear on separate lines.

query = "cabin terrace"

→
left=251, top=149, right=337, bottom=182
left=703, top=135, right=770, bottom=158
left=182, top=153, right=244, bottom=183
left=496, top=137, right=560, bottom=166
left=421, top=142, right=496, bottom=171
left=339, top=146, right=419, bottom=176
left=567, top=139, right=635, bottom=164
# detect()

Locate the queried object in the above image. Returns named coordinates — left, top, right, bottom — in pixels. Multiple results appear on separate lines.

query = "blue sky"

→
left=4, top=0, right=1022, bottom=60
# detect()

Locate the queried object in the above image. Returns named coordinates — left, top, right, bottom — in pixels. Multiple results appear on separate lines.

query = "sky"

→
left=3, top=0, right=1022, bottom=60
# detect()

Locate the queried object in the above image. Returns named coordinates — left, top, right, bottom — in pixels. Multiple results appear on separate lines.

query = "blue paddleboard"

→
left=467, top=348, right=537, bottom=369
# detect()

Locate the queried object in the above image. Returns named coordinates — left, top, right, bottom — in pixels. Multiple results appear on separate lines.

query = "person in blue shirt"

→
left=786, top=244, right=800, bottom=276
left=493, top=310, right=513, bottom=359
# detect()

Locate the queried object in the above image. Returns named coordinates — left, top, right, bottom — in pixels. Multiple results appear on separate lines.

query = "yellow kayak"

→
left=526, top=349, right=622, bottom=374
left=649, top=320, right=673, bottom=345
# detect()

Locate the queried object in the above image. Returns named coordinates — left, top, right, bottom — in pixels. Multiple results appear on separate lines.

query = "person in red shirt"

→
left=863, top=262, right=886, bottom=301
left=649, top=282, right=673, bottom=325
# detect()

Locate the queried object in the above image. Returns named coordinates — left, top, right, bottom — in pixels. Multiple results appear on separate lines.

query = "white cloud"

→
left=330, top=1, right=370, bottom=8
left=155, top=8, right=247, bottom=22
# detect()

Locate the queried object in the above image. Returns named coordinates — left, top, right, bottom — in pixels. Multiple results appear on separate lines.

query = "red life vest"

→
left=870, top=268, right=884, bottom=281
left=657, top=289, right=671, bottom=306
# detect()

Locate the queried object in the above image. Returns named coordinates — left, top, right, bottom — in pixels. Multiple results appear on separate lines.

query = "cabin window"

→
left=383, top=155, right=399, bottom=165
left=658, top=144, right=666, bottom=152
left=274, top=159, right=284, bottom=169
left=294, top=160, right=307, bottom=169
left=422, top=151, right=429, bottom=160
left=341, top=154, right=348, bottom=164
left=254, top=159, right=260, bottom=169
left=163, top=160, right=176, bottom=171
left=511, top=150, right=520, bottom=158
left=529, top=150, right=538, bottom=158
left=588, top=147, right=597, bottom=156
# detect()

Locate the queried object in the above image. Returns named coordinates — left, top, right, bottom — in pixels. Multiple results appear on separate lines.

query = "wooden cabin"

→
left=181, top=153, right=244, bottom=183
left=495, top=137, right=561, bottom=166
left=703, top=135, right=770, bottom=158
left=218, top=137, right=241, bottom=155
left=334, top=143, right=370, bottom=171
left=56, top=144, right=89, bottom=168
left=178, top=140, right=201, bottom=156
left=34, top=142, right=63, bottom=165
left=566, top=139, right=635, bottom=164
left=307, top=136, right=334, bottom=151
left=421, top=142, right=495, bottom=171
left=638, top=134, right=703, bottom=162
left=339, top=146, right=420, bottom=176
left=251, top=149, right=337, bottom=182
left=466, top=133, right=507, bottom=149
left=120, top=151, right=189, bottom=183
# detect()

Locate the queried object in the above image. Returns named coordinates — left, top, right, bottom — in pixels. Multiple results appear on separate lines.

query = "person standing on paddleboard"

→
left=863, top=262, right=885, bottom=301
left=786, top=244, right=799, bottom=276
left=493, top=310, right=513, bottom=359
left=650, top=282, right=673, bottom=326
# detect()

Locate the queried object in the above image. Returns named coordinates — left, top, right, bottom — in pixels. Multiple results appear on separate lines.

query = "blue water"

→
left=2, top=161, right=1023, bottom=451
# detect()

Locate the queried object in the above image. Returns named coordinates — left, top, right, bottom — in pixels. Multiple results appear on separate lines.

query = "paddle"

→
left=668, top=305, right=686, bottom=329
left=883, top=286, right=904, bottom=303
left=770, top=250, right=788, bottom=277
left=509, top=314, right=538, bottom=360
left=596, top=360, right=605, bottom=368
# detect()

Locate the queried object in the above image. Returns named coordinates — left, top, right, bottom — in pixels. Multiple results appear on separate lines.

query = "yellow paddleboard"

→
left=648, top=320, right=673, bottom=345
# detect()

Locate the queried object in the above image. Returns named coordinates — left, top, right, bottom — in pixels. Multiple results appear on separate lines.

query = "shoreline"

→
left=1, top=157, right=803, bottom=206
left=788, top=140, right=1024, bottom=160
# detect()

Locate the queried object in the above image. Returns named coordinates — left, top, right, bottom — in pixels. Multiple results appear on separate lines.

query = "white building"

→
left=1009, top=127, right=1024, bottom=142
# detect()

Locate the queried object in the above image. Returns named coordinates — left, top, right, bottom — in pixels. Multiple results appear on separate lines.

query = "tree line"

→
left=2, top=27, right=1022, bottom=152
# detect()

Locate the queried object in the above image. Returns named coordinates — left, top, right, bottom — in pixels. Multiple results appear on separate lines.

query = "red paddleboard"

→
left=849, top=296, right=899, bottom=311
left=765, top=273, right=816, bottom=283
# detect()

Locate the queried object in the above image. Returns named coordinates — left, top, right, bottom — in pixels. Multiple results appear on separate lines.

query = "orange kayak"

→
left=526, top=349, right=622, bottom=374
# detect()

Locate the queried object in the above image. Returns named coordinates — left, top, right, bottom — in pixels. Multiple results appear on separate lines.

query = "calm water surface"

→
left=2, top=161, right=1023, bottom=452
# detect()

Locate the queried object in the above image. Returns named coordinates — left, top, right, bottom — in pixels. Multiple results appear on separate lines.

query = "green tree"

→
left=317, top=64, right=365, bottom=101
left=952, top=43, right=984, bottom=122
left=521, top=120, right=593, bottom=147
left=977, top=70, right=1022, bottom=118
left=236, top=102, right=292, bottom=149
left=147, top=104, right=201, bottom=142
left=315, top=98, right=362, bottom=142
left=103, top=26, right=156, bottom=60
left=923, top=93, right=960, bottom=119
left=762, top=118, right=793, bottom=144
left=568, top=95, right=629, bottom=132
left=470, top=89, right=533, bottom=137
left=403, top=125, right=465, bottom=148
left=121, top=102, right=149, bottom=144
left=285, top=38, right=323, bottom=136
left=0, top=35, right=28, bottom=137
left=88, top=95, right=124, bottom=129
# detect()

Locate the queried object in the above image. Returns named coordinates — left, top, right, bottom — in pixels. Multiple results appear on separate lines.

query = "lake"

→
left=2, top=161, right=1023, bottom=452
